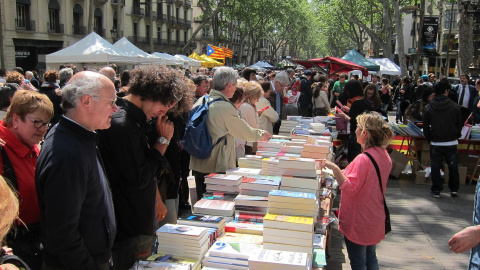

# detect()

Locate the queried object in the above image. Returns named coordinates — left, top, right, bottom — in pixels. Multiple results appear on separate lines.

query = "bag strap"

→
left=364, top=151, right=387, bottom=203
left=1, top=147, right=18, bottom=191
left=204, top=95, right=227, bottom=146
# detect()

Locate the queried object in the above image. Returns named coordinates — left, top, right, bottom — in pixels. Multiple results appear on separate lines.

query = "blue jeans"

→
left=345, top=237, right=379, bottom=270
left=430, top=145, right=459, bottom=193
left=381, top=103, right=389, bottom=113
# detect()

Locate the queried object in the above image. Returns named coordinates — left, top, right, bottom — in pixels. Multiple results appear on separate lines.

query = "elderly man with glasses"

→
left=97, top=65, right=193, bottom=270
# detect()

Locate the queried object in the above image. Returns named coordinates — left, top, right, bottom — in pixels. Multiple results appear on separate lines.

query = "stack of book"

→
left=285, top=138, right=307, bottom=147
left=262, top=213, right=315, bottom=255
left=141, top=254, right=201, bottom=270
left=238, top=155, right=263, bottom=169
left=239, top=175, right=280, bottom=198
left=280, top=174, right=322, bottom=196
left=278, top=157, right=319, bottom=178
left=155, top=224, right=209, bottom=261
left=234, top=194, right=269, bottom=214
left=177, top=214, right=226, bottom=240
left=257, top=140, right=285, bottom=153
left=280, top=145, right=303, bottom=155
left=224, top=219, right=263, bottom=235
left=202, top=241, right=261, bottom=270
left=225, top=167, right=262, bottom=176
left=248, top=248, right=311, bottom=270
left=204, top=173, right=244, bottom=194
left=301, top=144, right=330, bottom=159
left=310, top=122, right=328, bottom=134
left=267, top=190, right=319, bottom=218
left=261, top=158, right=281, bottom=176
left=471, top=126, right=480, bottom=139
left=193, top=199, right=235, bottom=217
left=216, top=232, right=263, bottom=245
left=278, top=120, right=298, bottom=136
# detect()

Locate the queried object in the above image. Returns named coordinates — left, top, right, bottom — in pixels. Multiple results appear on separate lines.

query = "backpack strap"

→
left=1, top=147, right=18, bottom=191
left=204, top=96, right=227, bottom=146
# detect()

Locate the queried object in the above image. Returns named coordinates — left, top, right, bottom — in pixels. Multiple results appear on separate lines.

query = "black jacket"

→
left=423, top=96, right=463, bottom=143
left=36, top=116, right=116, bottom=270
left=38, top=83, right=63, bottom=127
left=298, top=76, right=312, bottom=109
left=98, top=98, right=169, bottom=241
left=451, top=84, right=478, bottom=112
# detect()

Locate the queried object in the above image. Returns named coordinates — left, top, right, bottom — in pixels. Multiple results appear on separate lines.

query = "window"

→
left=444, top=9, right=458, bottom=29
left=167, top=30, right=171, bottom=44
left=184, top=31, right=187, bottom=43
left=146, top=25, right=150, bottom=42
left=145, top=0, right=151, bottom=17
left=176, top=30, right=180, bottom=44
left=73, top=3, right=83, bottom=35
left=94, top=8, right=103, bottom=36
left=157, top=27, right=161, bottom=43
left=48, top=0, right=60, bottom=32
left=16, top=3, right=28, bottom=28
left=157, top=3, right=163, bottom=15
left=113, top=11, right=117, bottom=30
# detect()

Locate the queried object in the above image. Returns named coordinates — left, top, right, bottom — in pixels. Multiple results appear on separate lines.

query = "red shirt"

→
left=0, top=122, right=40, bottom=225
left=339, top=147, right=392, bottom=246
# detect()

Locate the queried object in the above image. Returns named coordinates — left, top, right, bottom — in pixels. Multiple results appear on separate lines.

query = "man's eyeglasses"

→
left=94, top=96, right=117, bottom=107
left=25, top=116, right=51, bottom=129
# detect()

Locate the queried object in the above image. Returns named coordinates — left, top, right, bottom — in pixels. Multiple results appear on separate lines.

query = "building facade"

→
left=1, top=0, right=193, bottom=73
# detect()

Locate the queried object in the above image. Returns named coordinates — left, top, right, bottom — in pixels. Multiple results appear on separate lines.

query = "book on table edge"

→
left=205, top=183, right=240, bottom=193
left=201, top=260, right=248, bottom=270
left=202, top=254, right=249, bottom=266
left=278, top=157, right=317, bottom=170
left=267, top=207, right=318, bottom=219
left=193, top=199, right=235, bottom=216
left=280, top=186, right=321, bottom=196
left=268, top=200, right=319, bottom=211
left=176, top=215, right=226, bottom=228
left=263, top=242, right=313, bottom=255
left=234, top=205, right=267, bottom=213
left=248, top=248, right=310, bottom=270
left=263, top=227, right=314, bottom=240
left=225, top=167, right=262, bottom=176
left=235, top=212, right=265, bottom=223
left=155, top=224, right=207, bottom=238
left=207, top=241, right=261, bottom=260
left=263, top=213, right=314, bottom=232
left=313, top=234, right=325, bottom=249
left=281, top=168, right=319, bottom=178
left=240, top=177, right=280, bottom=191
left=204, top=173, right=244, bottom=185
left=268, top=189, right=317, bottom=204
left=133, top=260, right=191, bottom=270
left=313, top=248, right=327, bottom=268
left=216, top=232, right=263, bottom=245
left=146, top=254, right=200, bottom=269
left=225, top=220, right=263, bottom=235
left=239, top=189, right=270, bottom=197
left=263, top=234, right=314, bottom=247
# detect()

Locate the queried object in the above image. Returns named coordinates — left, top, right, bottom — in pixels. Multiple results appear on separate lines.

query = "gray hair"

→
left=213, top=67, right=238, bottom=91
left=274, top=71, right=289, bottom=85
left=59, top=68, right=74, bottom=83
left=61, top=72, right=103, bottom=112
left=286, top=68, right=294, bottom=75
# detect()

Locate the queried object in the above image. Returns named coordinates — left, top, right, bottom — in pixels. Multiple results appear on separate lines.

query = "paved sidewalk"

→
left=326, top=176, right=476, bottom=270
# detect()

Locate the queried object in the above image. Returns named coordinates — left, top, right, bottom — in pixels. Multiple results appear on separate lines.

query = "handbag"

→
left=364, top=152, right=392, bottom=235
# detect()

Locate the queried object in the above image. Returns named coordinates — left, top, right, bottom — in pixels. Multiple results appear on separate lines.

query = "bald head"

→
left=99, top=67, right=116, bottom=82
left=25, top=71, right=34, bottom=80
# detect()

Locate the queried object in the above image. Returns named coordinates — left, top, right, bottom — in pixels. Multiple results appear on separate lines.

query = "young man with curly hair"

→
left=97, top=65, right=194, bottom=270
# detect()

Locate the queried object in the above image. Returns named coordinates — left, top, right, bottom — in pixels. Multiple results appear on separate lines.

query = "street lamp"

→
left=111, top=28, right=118, bottom=43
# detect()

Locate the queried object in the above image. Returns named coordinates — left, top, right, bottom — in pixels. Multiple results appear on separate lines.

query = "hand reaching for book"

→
left=449, top=225, right=480, bottom=253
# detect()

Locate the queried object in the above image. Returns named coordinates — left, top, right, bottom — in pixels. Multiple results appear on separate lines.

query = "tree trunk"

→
left=393, top=0, right=408, bottom=76
left=457, top=2, right=474, bottom=76
left=382, top=0, right=393, bottom=60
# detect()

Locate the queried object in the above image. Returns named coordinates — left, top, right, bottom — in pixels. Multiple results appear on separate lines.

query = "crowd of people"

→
left=0, top=63, right=479, bottom=270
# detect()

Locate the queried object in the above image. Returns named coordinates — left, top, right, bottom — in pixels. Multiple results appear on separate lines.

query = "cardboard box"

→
left=390, top=160, right=406, bottom=178
left=389, top=149, right=409, bottom=166
left=415, top=171, right=431, bottom=185
left=444, top=165, right=468, bottom=185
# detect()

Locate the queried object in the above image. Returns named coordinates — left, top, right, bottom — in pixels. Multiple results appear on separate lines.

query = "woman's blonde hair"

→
left=356, top=112, right=393, bottom=149
left=0, top=177, right=19, bottom=240
left=243, top=81, right=264, bottom=106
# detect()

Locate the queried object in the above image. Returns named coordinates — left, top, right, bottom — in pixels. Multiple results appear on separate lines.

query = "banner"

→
left=207, top=44, right=225, bottom=59
left=422, top=16, right=439, bottom=51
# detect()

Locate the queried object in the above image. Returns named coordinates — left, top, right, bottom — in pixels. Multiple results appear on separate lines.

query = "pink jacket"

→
left=339, top=147, right=392, bottom=246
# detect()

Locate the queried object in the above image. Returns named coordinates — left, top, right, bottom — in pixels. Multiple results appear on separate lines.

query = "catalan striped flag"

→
left=207, top=44, right=225, bottom=59
left=221, top=46, right=233, bottom=58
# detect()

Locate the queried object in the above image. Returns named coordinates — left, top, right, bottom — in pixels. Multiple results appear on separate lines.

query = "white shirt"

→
left=459, top=84, right=471, bottom=109
left=256, top=96, right=279, bottom=135
left=239, top=102, right=259, bottom=147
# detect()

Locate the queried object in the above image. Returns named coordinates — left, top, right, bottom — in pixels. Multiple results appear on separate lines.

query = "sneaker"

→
left=430, top=190, right=440, bottom=198
left=449, top=191, right=458, bottom=197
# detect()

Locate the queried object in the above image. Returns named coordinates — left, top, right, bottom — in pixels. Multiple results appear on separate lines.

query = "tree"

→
left=457, top=1, right=474, bottom=75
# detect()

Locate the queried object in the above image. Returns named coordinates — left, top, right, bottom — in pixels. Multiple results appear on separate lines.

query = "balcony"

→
left=158, top=14, right=167, bottom=23
left=185, top=20, right=191, bottom=28
left=177, top=18, right=184, bottom=26
left=175, top=0, right=183, bottom=6
left=145, top=9, right=151, bottom=18
left=127, top=36, right=138, bottom=43
left=111, top=0, right=125, bottom=6
left=72, top=25, right=86, bottom=35
left=94, top=28, right=105, bottom=37
left=193, top=16, right=203, bottom=23
left=95, top=0, right=107, bottom=4
left=15, top=19, right=35, bottom=31
left=184, top=0, right=191, bottom=8
left=47, top=22, right=64, bottom=34
left=152, top=11, right=157, bottom=19
left=131, top=6, right=144, bottom=17
left=165, top=0, right=174, bottom=3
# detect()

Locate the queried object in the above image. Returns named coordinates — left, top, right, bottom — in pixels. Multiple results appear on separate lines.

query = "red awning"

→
left=292, top=57, right=369, bottom=77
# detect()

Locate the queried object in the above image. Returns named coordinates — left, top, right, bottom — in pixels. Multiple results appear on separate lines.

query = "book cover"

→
left=234, top=194, right=268, bottom=207
left=240, top=177, right=280, bottom=191
left=263, top=213, right=314, bottom=232
left=278, top=157, right=317, bottom=170
left=234, top=205, right=267, bottom=213
left=225, top=220, right=263, bottom=235
left=207, top=241, right=261, bottom=260
left=205, top=184, right=240, bottom=193
left=204, top=173, right=244, bottom=186
left=193, top=199, right=235, bottom=217
left=134, top=260, right=191, bottom=270
left=225, top=167, right=262, bottom=176
left=268, top=190, right=317, bottom=203
left=202, top=254, right=249, bottom=266
left=281, top=168, right=319, bottom=178
left=313, top=248, right=327, bottom=268
left=235, top=212, right=265, bottom=223
left=248, top=249, right=310, bottom=270
left=156, top=224, right=207, bottom=238
left=177, top=215, right=225, bottom=229
left=216, top=232, right=263, bottom=245
left=201, top=260, right=249, bottom=270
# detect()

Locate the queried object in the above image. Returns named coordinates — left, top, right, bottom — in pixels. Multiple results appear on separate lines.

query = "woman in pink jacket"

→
left=322, top=112, right=393, bottom=270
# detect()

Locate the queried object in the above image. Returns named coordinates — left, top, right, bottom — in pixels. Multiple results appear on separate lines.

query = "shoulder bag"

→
left=364, top=151, right=392, bottom=235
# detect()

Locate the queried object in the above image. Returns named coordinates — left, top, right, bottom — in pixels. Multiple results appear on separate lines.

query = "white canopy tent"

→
left=151, top=52, right=183, bottom=66
left=368, top=58, right=402, bottom=76
left=174, top=54, right=202, bottom=69
left=46, top=32, right=137, bottom=68
left=113, top=37, right=164, bottom=65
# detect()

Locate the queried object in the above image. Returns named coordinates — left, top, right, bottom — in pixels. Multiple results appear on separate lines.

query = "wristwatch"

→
left=157, top=137, right=170, bottom=145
